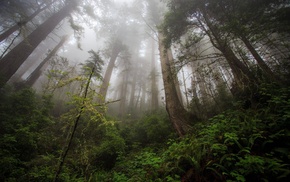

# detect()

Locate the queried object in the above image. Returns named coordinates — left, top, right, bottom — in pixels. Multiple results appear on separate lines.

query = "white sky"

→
left=115, top=0, right=134, bottom=5
left=116, top=0, right=134, bottom=2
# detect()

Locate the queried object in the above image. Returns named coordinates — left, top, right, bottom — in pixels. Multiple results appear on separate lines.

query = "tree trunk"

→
left=135, top=85, right=142, bottom=109
left=53, top=62, right=95, bottom=182
left=191, top=75, right=200, bottom=102
left=129, top=70, right=137, bottom=109
left=240, top=34, right=281, bottom=82
left=140, top=82, right=147, bottom=112
left=0, top=0, right=56, bottom=42
left=25, top=35, right=68, bottom=87
left=158, top=31, right=189, bottom=137
left=150, top=37, right=159, bottom=110
left=98, top=40, right=123, bottom=102
left=167, top=48, right=184, bottom=105
left=196, top=68, right=208, bottom=102
left=119, top=69, right=129, bottom=118
left=181, top=68, right=189, bottom=108
left=200, top=10, right=254, bottom=90
left=0, top=0, right=77, bottom=84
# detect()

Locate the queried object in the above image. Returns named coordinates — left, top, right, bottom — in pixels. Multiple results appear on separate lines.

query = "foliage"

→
left=159, top=84, right=290, bottom=181
left=119, top=110, right=176, bottom=148
left=0, top=68, right=124, bottom=181
left=88, top=110, right=176, bottom=181
left=91, top=123, right=126, bottom=170
left=189, top=78, right=234, bottom=121
left=0, top=87, right=53, bottom=181
left=1, top=81, right=290, bottom=181
left=97, top=84, right=290, bottom=182
left=108, top=148, right=164, bottom=182
left=1, top=0, right=290, bottom=181
left=80, top=50, right=104, bottom=79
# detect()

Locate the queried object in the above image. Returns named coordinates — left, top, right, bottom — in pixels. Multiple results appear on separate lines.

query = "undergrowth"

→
left=99, top=84, right=290, bottom=181
left=1, top=84, right=289, bottom=181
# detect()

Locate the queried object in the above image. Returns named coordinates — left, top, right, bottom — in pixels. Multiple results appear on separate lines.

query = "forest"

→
left=0, top=0, right=290, bottom=181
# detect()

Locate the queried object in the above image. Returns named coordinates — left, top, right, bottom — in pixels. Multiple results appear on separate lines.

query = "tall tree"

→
left=200, top=11, right=253, bottom=89
left=98, top=39, right=126, bottom=102
left=25, top=35, right=69, bottom=87
left=150, top=36, right=159, bottom=110
left=116, top=51, right=131, bottom=117
left=140, top=81, right=147, bottom=111
left=163, top=0, right=290, bottom=88
left=145, top=0, right=190, bottom=136
left=204, top=0, right=284, bottom=82
left=129, top=68, right=137, bottom=110
left=158, top=32, right=189, bottom=136
left=0, top=0, right=78, bottom=84
left=118, top=68, right=129, bottom=118
left=167, top=48, right=184, bottom=105
left=0, top=0, right=57, bottom=42
left=162, top=0, right=255, bottom=92
left=53, top=50, right=104, bottom=182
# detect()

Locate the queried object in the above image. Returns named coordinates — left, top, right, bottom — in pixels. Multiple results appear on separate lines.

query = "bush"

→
left=120, top=110, right=175, bottom=148
left=113, top=148, right=164, bottom=181
left=0, top=88, right=53, bottom=181
left=158, top=84, right=290, bottom=181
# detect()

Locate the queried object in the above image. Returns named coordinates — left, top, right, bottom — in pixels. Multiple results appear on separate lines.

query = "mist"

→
left=1, top=0, right=290, bottom=181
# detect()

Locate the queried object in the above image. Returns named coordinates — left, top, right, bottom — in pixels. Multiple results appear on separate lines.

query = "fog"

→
left=1, top=1, right=290, bottom=181
left=0, top=0, right=211, bottom=118
left=0, top=0, right=176, bottom=117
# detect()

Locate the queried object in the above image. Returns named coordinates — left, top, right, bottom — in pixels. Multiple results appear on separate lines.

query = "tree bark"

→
left=167, top=48, right=184, bottom=105
left=158, top=31, right=189, bottom=137
left=0, top=0, right=77, bottom=84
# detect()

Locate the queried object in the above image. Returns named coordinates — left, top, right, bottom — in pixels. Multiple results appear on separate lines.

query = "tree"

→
left=53, top=50, right=104, bottom=182
left=98, top=39, right=126, bottom=102
left=150, top=35, right=159, bottom=111
left=25, top=35, right=69, bottom=87
left=118, top=66, right=130, bottom=117
left=129, top=66, right=137, bottom=110
left=167, top=48, right=184, bottom=105
left=143, top=0, right=191, bottom=136
left=158, top=32, right=189, bottom=136
left=162, top=0, right=256, bottom=93
left=203, top=0, right=285, bottom=82
left=200, top=11, right=254, bottom=90
left=80, top=50, right=104, bottom=79
left=0, top=0, right=57, bottom=42
left=0, top=87, right=53, bottom=181
left=163, top=0, right=290, bottom=88
left=0, top=0, right=78, bottom=84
